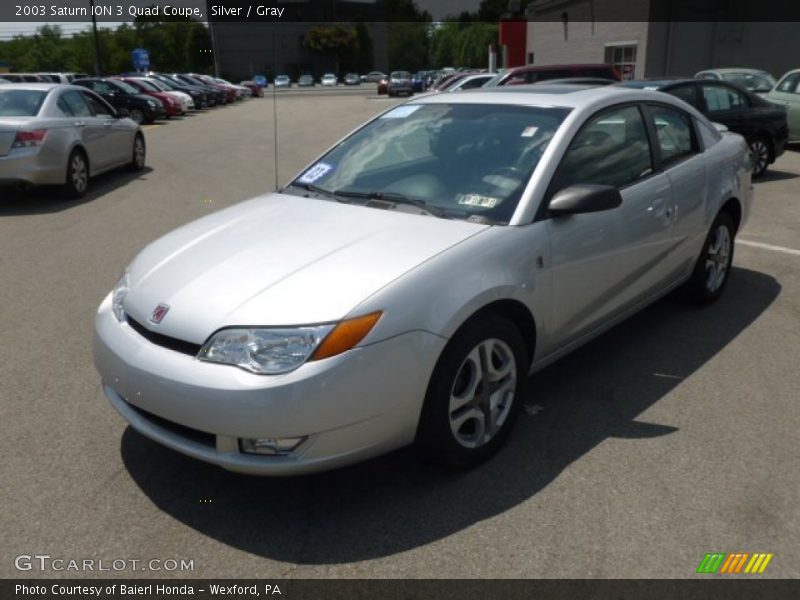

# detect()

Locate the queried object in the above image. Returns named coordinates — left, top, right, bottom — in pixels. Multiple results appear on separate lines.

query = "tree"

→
left=302, top=25, right=358, bottom=72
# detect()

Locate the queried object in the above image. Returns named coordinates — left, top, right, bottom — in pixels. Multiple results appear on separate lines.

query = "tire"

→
left=749, top=135, right=772, bottom=178
left=129, top=108, right=145, bottom=124
left=130, top=134, right=146, bottom=171
left=415, top=316, right=528, bottom=468
left=63, top=149, right=89, bottom=198
left=684, top=211, right=736, bottom=304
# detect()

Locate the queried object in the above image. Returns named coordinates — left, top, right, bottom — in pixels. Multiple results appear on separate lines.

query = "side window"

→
left=556, top=105, right=652, bottom=189
left=776, top=73, right=800, bottom=94
left=56, top=95, right=74, bottom=117
left=60, top=90, right=92, bottom=118
left=668, top=85, right=701, bottom=110
left=649, top=105, right=696, bottom=165
left=81, top=92, right=114, bottom=117
left=702, top=84, right=747, bottom=111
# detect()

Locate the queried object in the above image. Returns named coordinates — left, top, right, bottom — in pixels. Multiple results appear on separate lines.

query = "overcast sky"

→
left=0, top=0, right=487, bottom=38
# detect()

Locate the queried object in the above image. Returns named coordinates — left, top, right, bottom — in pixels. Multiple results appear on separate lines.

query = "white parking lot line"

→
left=737, top=239, right=800, bottom=256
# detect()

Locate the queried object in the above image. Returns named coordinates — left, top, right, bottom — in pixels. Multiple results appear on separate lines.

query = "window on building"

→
left=604, top=44, right=637, bottom=80
left=527, top=52, right=534, bottom=65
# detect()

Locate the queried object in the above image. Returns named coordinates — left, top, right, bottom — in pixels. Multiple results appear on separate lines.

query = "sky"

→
left=0, top=0, right=486, bottom=38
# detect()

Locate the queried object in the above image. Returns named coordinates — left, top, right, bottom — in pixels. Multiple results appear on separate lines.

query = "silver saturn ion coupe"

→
left=94, top=85, right=752, bottom=475
left=0, top=83, right=145, bottom=197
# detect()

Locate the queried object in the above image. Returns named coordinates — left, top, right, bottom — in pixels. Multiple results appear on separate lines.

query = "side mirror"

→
left=712, top=122, right=728, bottom=133
left=548, top=184, right=622, bottom=216
left=116, top=108, right=130, bottom=118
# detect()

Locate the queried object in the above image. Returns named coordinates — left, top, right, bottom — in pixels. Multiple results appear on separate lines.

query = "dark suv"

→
left=73, top=78, right=165, bottom=123
left=485, top=64, right=620, bottom=87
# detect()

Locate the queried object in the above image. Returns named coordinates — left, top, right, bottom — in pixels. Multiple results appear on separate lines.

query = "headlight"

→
left=147, top=99, right=157, bottom=108
left=112, top=271, right=129, bottom=322
left=198, top=312, right=382, bottom=375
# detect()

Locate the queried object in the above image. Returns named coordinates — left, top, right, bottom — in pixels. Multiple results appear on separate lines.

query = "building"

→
left=208, top=1, right=389, bottom=80
left=526, top=0, right=800, bottom=80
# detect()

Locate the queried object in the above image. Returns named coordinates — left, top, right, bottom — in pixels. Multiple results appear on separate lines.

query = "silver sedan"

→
left=0, top=83, right=145, bottom=197
left=94, top=86, right=752, bottom=475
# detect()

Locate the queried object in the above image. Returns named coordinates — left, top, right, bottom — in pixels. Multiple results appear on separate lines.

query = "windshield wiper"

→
left=287, top=182, right=354, bottom=203
left=333, top=189, right=446, bottom=218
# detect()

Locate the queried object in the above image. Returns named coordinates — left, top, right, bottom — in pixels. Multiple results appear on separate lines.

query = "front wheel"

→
left=684, top=211, right=735, bottom=304
left=129, top=108, right=145, bottom=124
left=415, top=316, right=528, bottom=468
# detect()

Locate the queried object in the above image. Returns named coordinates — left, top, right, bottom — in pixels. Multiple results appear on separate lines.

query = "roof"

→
left=0, top=82, right=62, bottom=91
left=412, top=84, right=678, bottom=109
left=617, top=79, right=696, bottom=89
left=697, top=67, right=772, bottom=75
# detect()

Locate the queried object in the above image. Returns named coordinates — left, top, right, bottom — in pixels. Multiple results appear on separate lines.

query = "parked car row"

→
left=269, top=72, right=363, bottom=88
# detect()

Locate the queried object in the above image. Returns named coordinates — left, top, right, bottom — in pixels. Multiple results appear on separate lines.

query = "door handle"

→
left=74, top=121, right=85, bottom=127
left=103, top=120, right=114, bottom=126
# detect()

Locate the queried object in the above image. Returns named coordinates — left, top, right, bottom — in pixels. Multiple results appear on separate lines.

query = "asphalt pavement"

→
left=1, top=88, right=798, bottom=579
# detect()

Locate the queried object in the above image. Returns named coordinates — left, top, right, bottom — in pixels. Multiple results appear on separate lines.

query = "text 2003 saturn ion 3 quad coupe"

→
left=94, top=85, right=752, bottom=475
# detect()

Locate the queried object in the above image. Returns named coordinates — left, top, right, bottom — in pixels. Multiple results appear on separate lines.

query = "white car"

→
left=94, top=86, right=752, bottom=475
left=140, top=77, right=195, bottom=111
left=321, top=73, right=338, bottom=86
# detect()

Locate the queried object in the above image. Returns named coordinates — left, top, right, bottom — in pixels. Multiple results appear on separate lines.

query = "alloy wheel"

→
left=71, top=154, right=88, bottom=194
left=750, top=139, right=769, bottom=176
left=449, top=338, right=517, bottom=449
left=705, top=223, right=731, bottom=292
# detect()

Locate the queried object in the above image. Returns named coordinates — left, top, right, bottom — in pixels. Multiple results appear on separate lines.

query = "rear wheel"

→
left=63, top=149, right=89, bottom=198
left=684, top=211, right=735, bottom=304
left=749, top=135, right=772, bottom=178
left=416, top=316, right=528, bottom=468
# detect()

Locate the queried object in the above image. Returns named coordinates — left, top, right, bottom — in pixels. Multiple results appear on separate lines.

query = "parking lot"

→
left=1, top=87, right=798, bottom=578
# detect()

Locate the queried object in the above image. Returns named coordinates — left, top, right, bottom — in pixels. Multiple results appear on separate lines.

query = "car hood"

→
left=124, top=193, right=489, bottom=343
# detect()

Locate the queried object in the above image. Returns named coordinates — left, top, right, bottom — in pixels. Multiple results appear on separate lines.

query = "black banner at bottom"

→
left=4, top=579, right=800, bottom=600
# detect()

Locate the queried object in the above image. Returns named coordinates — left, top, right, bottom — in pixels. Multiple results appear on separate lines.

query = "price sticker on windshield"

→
left=380, top=105, right=422, bottom=119
left=298, top=162, right=334, bottom=184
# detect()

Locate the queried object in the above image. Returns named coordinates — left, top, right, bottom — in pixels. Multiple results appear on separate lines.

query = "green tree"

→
left=302, top=25, right=358, bottom=72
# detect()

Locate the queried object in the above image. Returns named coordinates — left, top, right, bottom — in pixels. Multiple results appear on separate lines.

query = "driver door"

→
left=545, top=104, right=675, bottom=344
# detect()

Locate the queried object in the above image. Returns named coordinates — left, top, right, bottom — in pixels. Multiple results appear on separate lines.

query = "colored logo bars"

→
left=697, top=552, right=774, bottom=574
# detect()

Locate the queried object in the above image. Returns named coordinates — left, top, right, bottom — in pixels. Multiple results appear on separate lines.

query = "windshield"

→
left=0, top=89, right=47, bottom=116
left=721, top=72, right=776, bottom=91
left=147, top=79, right=169, bottom=91
left=135, top=79, right=160, bottom=92
left=112, top=80, right=139, bottom=94
left=287, top=103, right=570, bottom=224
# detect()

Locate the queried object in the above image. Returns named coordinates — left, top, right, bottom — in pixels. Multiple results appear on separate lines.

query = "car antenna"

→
left=272, top=29, right=280, bottom=192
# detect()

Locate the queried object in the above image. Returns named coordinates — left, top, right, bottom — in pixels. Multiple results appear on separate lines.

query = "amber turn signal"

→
left=310, top=312, right=383, bottom=361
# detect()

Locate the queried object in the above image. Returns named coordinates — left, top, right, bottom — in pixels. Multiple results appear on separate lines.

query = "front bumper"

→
left=93, top=294, right=445, bottom=475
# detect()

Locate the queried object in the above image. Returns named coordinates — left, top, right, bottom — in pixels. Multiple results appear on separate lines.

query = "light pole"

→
left=89, top=0, right=102, bottom=75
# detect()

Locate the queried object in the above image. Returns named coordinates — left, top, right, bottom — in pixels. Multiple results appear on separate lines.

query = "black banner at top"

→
left=2, top=0, right=800, bottom=23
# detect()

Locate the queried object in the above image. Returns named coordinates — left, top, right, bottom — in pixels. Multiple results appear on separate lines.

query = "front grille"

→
left=126, top=315, right=202, bottom=356
left=126, top=400, right=216, bottom=448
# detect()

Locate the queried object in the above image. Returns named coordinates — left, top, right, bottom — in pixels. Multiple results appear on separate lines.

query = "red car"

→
left=239, top=81, right=263, bottom=97
left=116, top=77, right=183, bottom=117
left=486, top=63, right=620, bottom=87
